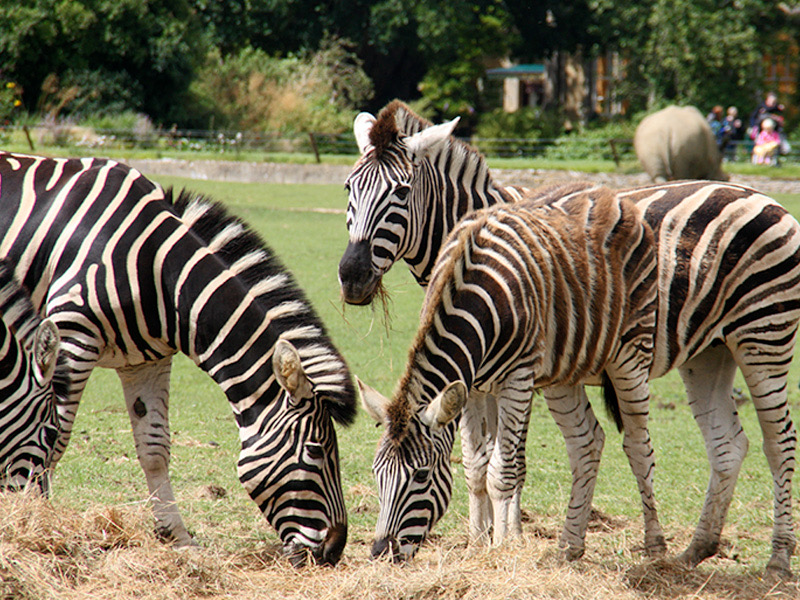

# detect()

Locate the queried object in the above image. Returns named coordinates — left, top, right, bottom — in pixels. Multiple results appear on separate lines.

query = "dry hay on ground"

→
left=0, top=492, right=797, bottom=600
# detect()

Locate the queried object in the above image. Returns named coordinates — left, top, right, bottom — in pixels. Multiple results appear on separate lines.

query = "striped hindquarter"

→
left=0, top=152, right=355, bottom=566
left=0, top=259, right=61, bottom=493
left=361, top=185, right=662, bottom=561
left=620, top=180, right=800, bottom=576
left=340, top=103, right=800, bottom=576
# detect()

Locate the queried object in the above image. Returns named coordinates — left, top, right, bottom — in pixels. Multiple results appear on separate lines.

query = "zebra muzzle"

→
left=371, top=536, right=412, bottom=563
left=338, top=240, right=381, bottom=305
left=313, top=521, right=348, bottom=566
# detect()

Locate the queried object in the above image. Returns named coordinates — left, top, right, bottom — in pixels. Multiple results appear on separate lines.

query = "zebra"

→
left=338, top=101, right=800, bottom=577
left=358, top=184, right=663, bottom=562
left=0, top=259, right=61, bottom=493
left=0, top=151, right=356, bottom=566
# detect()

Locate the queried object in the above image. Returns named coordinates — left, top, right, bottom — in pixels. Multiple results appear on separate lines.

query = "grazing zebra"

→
left=338, top=101, right=800, bottom=576
left=0, top=151, right=356, bottom=566
left=359, top=185, right=663, bottom=562
left=0, top=259, right=61, bottom=493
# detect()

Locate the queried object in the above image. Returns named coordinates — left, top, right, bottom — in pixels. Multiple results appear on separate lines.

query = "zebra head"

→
left=237, top=339, right=349, bottom=567
left=359, top=378, right=467, bottom=561
left=0, top=316, right=61, bottom=494
left=338, top=109, right=459, bottom=305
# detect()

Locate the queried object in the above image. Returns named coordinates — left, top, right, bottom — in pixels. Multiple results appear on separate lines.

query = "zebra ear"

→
left=406, top=117, right=460, bottom=161
left=273, top=339, right=314, bottom=401
left=33, top=318, right=60, bottom=385
left=419, top=381, right=468, bottom=432
left=354, top=112, right=377, bottom=154
left=357, top=377, right=390, bottom=424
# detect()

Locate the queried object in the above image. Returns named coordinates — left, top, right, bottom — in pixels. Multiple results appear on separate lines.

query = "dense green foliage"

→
left=588, top=0, right=786, bottom=117
left=1, top=1, right=799, bottom=133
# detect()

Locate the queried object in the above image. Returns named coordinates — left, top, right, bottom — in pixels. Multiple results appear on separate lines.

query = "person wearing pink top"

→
left=752, top=118, right=781, bottom=164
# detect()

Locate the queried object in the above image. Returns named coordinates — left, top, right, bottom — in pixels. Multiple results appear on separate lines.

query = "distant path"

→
left=127, top=158, right=800, bottom=195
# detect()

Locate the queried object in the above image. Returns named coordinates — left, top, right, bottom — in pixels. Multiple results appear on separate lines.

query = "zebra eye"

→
left=412, top=468, right=430, bottom=484
left=305, top=443, right=325, bottom=461
left=395, top=186, right=410, bottom=200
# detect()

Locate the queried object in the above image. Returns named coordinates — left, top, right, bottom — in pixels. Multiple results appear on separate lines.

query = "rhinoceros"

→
left=634, top=105, right=728, bottom=183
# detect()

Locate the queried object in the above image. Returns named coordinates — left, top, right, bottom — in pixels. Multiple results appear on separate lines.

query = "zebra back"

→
left=394, top=183, right=657, bottom=432
left=167, top=188, right=356, bottom=423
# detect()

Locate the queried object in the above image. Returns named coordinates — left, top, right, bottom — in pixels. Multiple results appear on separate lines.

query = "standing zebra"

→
left=0, top=259, right=61, bottom=493
left=0, top=151, right=356, bottom=566
left=358, top=185, right=663, bottom=562
left=338, top=101, right=800, bottom=577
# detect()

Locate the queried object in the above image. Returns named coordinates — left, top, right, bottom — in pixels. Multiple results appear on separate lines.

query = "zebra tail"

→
left=601, top=371, right=623, bottom=433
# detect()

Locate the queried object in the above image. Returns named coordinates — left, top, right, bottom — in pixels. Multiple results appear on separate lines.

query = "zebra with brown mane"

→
left=359, top=184, right=664, bottom=562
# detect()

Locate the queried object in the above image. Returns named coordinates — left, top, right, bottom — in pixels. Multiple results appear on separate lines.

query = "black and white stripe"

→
left=360, top=186, right=663, bottom=561
left=0, top=259, right=61, bottom=493
left=0, top=152, right=356, bottom=565
left=340, top=102, right=800, bottom=576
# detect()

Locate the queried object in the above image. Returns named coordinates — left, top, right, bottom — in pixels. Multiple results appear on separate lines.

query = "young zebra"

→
left=339, top=101, right=800, bottom=577
left=0, top=152, right=355, bottom=566
left=0, top=259, right=61, bottom=493
left=359, top=185, right=664, bottom=562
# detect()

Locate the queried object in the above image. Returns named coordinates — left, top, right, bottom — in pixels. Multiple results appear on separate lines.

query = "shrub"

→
left=542, top=119, right=637, bottom=162
left=188, top=36, right=373, bottom=134
left=472, top=108, right=565, bottom=157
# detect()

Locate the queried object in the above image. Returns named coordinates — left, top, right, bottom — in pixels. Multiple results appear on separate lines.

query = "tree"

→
left=587, top=0, right=789, bottom=115
left=0, top=0, right=208, bottom=124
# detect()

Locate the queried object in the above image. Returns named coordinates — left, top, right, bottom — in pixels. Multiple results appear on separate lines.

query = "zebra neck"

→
left=406, top=148, right=513, bottom=286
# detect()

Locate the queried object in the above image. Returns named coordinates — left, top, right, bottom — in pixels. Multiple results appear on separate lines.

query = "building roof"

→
left=486, top=64, right=546, bottom=79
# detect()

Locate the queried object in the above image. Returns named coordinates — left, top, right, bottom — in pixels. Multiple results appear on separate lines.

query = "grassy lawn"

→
left=45, top=174, right=800, bottom=582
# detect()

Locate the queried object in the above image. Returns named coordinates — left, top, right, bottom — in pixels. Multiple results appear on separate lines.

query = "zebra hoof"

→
left=561, top=544, right=585, bottom=561
left=645, top=534, right=667, bottom=557
left=677, top=539, right=718, bottom=568
left=765, top=550, right=794, bottom=581
left=155, top=525, right=198, bottom=547
left=764, top=563, right=793, bottom=582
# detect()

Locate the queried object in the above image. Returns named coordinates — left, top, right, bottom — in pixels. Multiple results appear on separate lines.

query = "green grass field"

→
left=50, top=175, right=800, bottom=576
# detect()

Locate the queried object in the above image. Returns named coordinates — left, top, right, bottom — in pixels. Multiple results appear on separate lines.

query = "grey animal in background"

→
left=634, top=105, right=728, bottom=183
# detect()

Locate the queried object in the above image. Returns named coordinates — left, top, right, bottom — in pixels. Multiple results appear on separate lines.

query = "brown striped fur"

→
left=385, top=183, right=657, bottom=440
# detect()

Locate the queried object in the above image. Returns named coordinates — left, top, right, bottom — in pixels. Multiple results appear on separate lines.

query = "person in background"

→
left=720, top=106, right=744, bottom=159
left=749, top=91, right=785, bottom=138
left=752, top=118, right=781, bottom=165
left=707, top=105, right=725, bottom=140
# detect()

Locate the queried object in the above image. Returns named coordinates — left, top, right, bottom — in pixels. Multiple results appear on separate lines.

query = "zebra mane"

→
left=387, top=212, right=489, bottom=441
left=371, top=101, right=492, bottom=182
left=0, top=259, right=44, bottom=348
left=165, top=188, right=356, bottom=426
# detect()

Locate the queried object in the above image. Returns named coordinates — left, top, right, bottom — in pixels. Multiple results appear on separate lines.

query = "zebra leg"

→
left=116, top=357, right=196, bottom=546
left=735, top=342, right=796, bottom=578
left=460, top=390, right=495, bottom=545
left=677, top=344, right=747, bottom=568
left=608, top=368, right=666, bottom=557
left=510, top=395, right=530, bottom=537
left=544, top=384, right=605, bottom=560
left=46, top=325, right=102, bottom=470
left=486, top=371, right=533, bottom=546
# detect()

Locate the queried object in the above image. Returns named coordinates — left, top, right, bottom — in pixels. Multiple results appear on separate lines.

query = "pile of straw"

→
left=0, top=492, right=797, bottom=600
